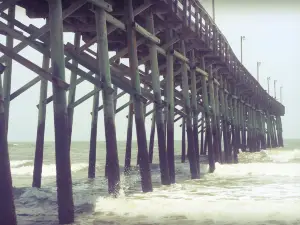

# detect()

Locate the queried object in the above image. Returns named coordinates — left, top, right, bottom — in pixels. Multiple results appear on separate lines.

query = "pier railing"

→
left=167, top=0, right=284, bottom=115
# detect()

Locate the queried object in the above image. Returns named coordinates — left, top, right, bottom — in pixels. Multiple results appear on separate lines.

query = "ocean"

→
left=8, top=139, right=300, bottom=225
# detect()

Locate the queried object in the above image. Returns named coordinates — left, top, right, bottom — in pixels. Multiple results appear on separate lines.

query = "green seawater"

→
left=8, top=139, right=300, bottom=225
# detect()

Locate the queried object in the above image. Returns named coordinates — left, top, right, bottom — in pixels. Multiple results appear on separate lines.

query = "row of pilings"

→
left=0, top=0, right=284, bottom=224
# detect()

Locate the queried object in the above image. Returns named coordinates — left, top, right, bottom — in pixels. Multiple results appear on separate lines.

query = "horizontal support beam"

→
left=10, top=76, right=41, bottom=101
left=117, top=100, right=133, bottom=114
left=0, top=0, right=21, bottom=12
left=213, top=78, right=220, bottom=86
left=87, top=0, right=112, bottom=12
left=0, top=0, right=87, bottom=63
left=65, top=43, right=148, bottom=103
left=0, top=43, right=69, bottom=90
left=70, top=88, right=102, bottom=108
left=37, top=77, right=85, bottom=109
left=92, top=90, right=126, bottom=114
left=134, top=22, right=160, bottom=44
left=105, top=12, right=126, bottom=30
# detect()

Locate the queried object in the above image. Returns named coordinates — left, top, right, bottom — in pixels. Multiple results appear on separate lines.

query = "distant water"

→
left=8, top=140, right=300, bottom=225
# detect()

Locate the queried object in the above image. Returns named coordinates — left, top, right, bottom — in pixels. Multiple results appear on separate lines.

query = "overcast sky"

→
left=0, top=0, right=299, bottom=141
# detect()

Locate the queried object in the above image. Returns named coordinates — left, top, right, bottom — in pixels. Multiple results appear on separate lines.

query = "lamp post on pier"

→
left=212, top=0, right=215, bottom=22
left=267, top=77, right=271, bottom=94
left=257, top=61, right=261, bottom=83
left=280, top=86, right=283, bottom=103
left=240, top=36, right=246, bottom=64
left=274, top=80, right=277, bottom=99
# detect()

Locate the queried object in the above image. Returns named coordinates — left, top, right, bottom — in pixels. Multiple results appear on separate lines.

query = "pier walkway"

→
left=0, top=0, right=285, bottom=224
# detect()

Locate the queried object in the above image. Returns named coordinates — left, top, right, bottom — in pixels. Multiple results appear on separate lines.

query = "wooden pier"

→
left=0, top=0, right=285, bottom=224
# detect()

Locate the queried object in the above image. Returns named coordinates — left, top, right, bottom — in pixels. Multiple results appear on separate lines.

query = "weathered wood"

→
left=95, top=7, right=120, bottom=194
left=220, top=76, right=230, bottom=163
left=67, top=32, right=81, bottom=145
left=200, top=114, right=205, bottom=155
left=148, top=111, right=156, bottom=164
left=166, top=28, right=175, bottom=183
left=88, top=65, right=101, bottom=179
left=190, top=50, right=200, bottom=173
left=146, top=7, right=170, bottom=185
left=276, top=116, right=284, bottom=147
left=48, top=0, right=74, bottom=223
left=181, top=118, right=186, bottom=163
left=32, top=54, right=49, bottom=188
left=126, top=0, right=152, bottom=192
left=0, top=0, right=87, bottom=63
left=0, top=0, right=21, bottom=12
left=124, top=98, right=133, bottom=174
left=180, top=40, right=199, bottom=179
left=0, top=7, right=17, bottom=225
left=208, top=66, right=219, bottom=163
left=200, top=58, right=215, bottom=172
left=3, top=6, right=14, bottom=130
left=0, top=42, right=69, bottom=90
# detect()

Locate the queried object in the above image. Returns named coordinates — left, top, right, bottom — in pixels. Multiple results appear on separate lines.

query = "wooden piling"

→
left=200, top=58, right=215, bottom=173
left=148, top=111, right=155, bottom=163
left=228, top=92, right=234, bottom=162
left=266, top=113, right=272, bottom=149
left=190, top=50, right=200, bottom=173
left=272, top=117, right=278, bottom=147
left=200, top=115, right=205, bottom=155
left=276, top=116, right=284, bottom=147
left=166, top=29, right=175, bottom=183
left=181, top=118, right=186, bottom=163
left=125, top=0, right=152, bottom=192
left=48, top=0, right=74, bottom=223
left=67, top=33, right=81, bottom=145
left=32, top=54, right=49, bottom=188
left=181, top=40, right=199, bottom=179
left=260, top=111, right=266, bottom=150
left=213, top=74, right=222, bottom=163
left=220, top=76, right=229, bottom=163
left=0, top=55, right=17, bottom=225
left=241, top=100, right=247, bottom=151
left=95, top=7, right=120, bottom=194
left=208, top=66, right=219, bottom=164
left=146, top=7, right=170, bottom=185
left=124, top=99, right=133, bottom=173
left=88, top=61, right=100, bottom=179
left=3, top=6, right=14, bottom=131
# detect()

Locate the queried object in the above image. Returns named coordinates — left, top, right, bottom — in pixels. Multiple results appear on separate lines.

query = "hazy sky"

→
left=0, top=0, right=299, bottom=142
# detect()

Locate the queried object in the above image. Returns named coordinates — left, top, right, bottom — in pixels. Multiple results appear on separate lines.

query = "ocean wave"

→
left=213, top=162, right=300, bottom=177
left=93, top=196, right=300, bottom=225
left=269, top=149, right=300, bottom=163
left=11, top=163, right=88, bottom=177
left=10, top=160, right=32, bottom=168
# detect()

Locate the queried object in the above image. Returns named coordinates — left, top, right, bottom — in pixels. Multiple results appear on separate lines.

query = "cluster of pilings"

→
left=0, top=0, right=285, bottom=224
